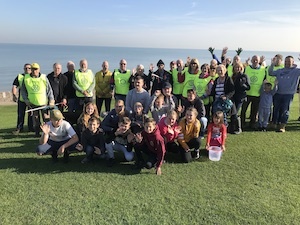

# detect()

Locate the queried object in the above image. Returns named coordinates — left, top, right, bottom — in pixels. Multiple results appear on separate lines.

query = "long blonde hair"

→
left=78, top=102, right=99, bottom=128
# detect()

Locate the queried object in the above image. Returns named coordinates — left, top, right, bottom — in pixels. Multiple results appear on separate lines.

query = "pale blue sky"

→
left=1, top=0, right=300, bottom=51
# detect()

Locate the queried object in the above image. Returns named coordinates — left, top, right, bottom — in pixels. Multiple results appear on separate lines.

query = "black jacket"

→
left=47, top=72, right=68, bottom=102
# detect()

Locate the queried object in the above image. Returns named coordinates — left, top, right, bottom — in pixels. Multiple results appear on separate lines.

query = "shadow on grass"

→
left=240, top=120, right=300, bottom=133
left=0, top=128, right=39, bottom=154
left=0, top=153, right=144, bottom=175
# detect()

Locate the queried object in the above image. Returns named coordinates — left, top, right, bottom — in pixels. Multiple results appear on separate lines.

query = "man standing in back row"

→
left=12, top=63, right=34, bottom=134
left=47, top=62, right=68, bottom=111
left=21, top=63, right=54, bottom=137
left=73, top=59, right=95, bottom=111
left=268, top=55, right=300, bottom=132
left=110, top=59, right=131, bottom=103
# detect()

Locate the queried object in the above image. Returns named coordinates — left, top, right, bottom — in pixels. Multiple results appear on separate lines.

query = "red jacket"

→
left=141, top=125, right=166, bottom=168
left=158, top=116, right=180, bottom=143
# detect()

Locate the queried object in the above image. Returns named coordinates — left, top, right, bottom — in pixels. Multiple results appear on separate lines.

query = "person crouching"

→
left=134, top=118, right=166, bottom=175
left=36, top=109, right=79, bottom=162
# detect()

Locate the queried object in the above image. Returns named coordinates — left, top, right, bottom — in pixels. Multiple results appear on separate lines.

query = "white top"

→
left=47, top=120, right=76, bottom=142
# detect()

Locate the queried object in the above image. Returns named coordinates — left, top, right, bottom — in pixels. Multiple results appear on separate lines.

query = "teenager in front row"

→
left=134, top=118, right=166, bottom=175
left=36, top=109, right=79, bottom=163
left=177, top=107, right=201, bottom=162
left=81, top=116, right=106, bottom=164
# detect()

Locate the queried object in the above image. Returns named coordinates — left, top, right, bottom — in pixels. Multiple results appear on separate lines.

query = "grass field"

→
left=0, top=99, right=299, bottom=225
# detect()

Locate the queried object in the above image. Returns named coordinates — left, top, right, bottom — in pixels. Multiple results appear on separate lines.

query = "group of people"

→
left=11, top=47, right=300, bottom=175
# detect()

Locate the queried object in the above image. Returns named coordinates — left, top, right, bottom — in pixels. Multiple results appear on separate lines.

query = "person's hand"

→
left=208, top=47, right=215, bottom=54
left=245, top=57, right=250, bottom=65
left=134, top=132, right=143, bottom=143
left=174, top=126, right=182, bottom=133
left=177, top=105, right=185, bottom=113
left=75, top=143, right=83, bottom=151
left=13, top=94, right=18, bottom=102
left=222, top=47, right=228, bottom=56
left=132, top=68, right=136, bottom=75
left=260, top=55, right=266, bottom=64
left=49, top=100, right=55, bottom=107
left=236, top=47, right=243, bottom=55
left=156, top=167, right=162, bottom=176
left=62, top=98, right=67, bottom=106
left=221, top=96, right=227, bottom=100
left=221, top=145, right=226, bottom=151
left=83, top=90, right=89, bottom=97
left=40, top=123, right=50, bottom=135
left=57, top=145, right=65, bottom=155
left=206, top=144, right=210, bottom=150
left=94, top=147, right=101, bottom=155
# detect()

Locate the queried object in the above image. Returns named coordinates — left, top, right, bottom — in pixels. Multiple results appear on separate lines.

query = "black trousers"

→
left=134, top=144, right=157, bottom=167
left=17, top=100, right=33, bottom=131
left=96, top=97, right=112, bottom=113
left=178, top=137, right=201, bottom=163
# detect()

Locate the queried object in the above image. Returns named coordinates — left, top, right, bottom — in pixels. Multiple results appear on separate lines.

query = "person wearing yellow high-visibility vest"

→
left=171, top=59, right=187, bottom=105
left=192, top=64, right=211, bottom=122
left=73, top=59, right=95, bottom=111
left=178, top=58, right=200, bottom=105
left=110, top=59, right=131, bottom=103
left=240, top=55, right=266, bottom=129
left=21, top=63, right=55, bottom=137
left=95, top=61, right=112, bottom=114
left=11, top=63, right=34, bottom=134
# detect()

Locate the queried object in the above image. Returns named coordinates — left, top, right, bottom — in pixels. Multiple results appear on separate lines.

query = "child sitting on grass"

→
left=77, top=102, right=99, bottom=136
left=81, top=116, right=106, bottom=164
left=134, top=118, right=166, bottom=175
left=177, top=107, right=201, bottom=162
left=150, top=93, right=168, bottom=123
left=158, top=110, right=181, bottom=157
left=206, top=111, right=227, bottom=152
left=36, top=109, right=79, bottom=163
left=105, top=117, right=135, bottom=167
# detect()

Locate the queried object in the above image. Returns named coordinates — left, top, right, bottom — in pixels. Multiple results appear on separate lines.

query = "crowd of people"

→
left=11, top=47, right=300, bottom=175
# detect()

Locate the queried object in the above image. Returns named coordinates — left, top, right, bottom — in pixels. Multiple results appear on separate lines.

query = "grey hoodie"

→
left=268, top=65, right=300, bottom=95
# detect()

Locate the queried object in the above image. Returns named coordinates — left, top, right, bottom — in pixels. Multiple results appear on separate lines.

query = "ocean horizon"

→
left=0, top=43, right=298, bottom=92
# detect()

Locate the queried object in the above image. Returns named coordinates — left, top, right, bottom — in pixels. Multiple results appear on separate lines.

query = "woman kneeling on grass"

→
left=36, top=109, right=79, bottom=162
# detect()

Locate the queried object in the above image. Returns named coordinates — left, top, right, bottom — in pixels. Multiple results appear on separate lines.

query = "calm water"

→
left=0, top=43, right=297, bottom=91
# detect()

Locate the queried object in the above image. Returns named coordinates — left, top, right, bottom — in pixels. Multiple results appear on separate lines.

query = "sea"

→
left=0, top=43, right=298, bottom=92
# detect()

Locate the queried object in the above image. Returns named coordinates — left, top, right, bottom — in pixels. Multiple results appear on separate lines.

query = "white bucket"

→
left=208, top=146, right=222, bottom=161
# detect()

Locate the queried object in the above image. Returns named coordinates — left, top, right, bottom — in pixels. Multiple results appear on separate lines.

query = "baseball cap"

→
left=31, top=63, right=40, bottom=69
left=50, top=109, right=64, bottom=120
left=163, top=82, right=172, bottom=89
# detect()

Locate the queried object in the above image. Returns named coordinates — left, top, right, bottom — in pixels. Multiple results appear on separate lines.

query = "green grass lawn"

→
left=0, top=99, right=299, bottom=225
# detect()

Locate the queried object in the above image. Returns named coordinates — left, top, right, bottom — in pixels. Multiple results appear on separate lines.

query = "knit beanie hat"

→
left=157, top=59, right=164, bottom=66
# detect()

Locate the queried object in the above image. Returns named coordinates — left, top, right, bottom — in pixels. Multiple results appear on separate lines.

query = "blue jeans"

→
left=105, top=142, right=134, bottom=161
left=36, top=138, right=78, bottom=159
left=258, top=107, right=271, bottom=128
left=272, top=94, right=294, bottom=124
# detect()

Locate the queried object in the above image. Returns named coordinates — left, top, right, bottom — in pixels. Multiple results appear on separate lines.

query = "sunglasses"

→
left=32, top=68, right=39, bottom=70
left=25, top=67, right=31, bottom=70
left=120, top=63, right=126, bottom=65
